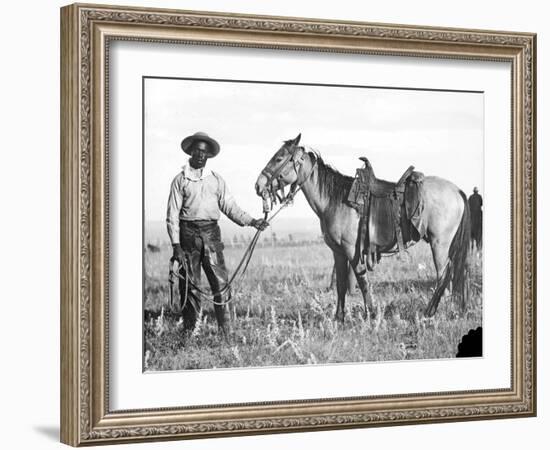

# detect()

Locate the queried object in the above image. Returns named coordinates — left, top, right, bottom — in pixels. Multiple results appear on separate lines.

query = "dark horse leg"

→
left=328, top=263, right=357, bottom=293
left=351, top=264, right=377, bottom=320
left=333, top=251, right=348, bottom=323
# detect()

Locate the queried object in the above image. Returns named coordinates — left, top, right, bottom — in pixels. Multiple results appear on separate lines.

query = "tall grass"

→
left=144, top=242, right=483, bottom=371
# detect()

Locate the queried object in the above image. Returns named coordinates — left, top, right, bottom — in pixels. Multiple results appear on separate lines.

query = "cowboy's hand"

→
left=172, top=243, right=185, bottom=263
left=250, top=218, right=269, bottom=231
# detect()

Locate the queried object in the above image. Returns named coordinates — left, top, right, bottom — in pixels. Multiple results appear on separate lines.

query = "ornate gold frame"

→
left=60, top=3, right=536, bottom=446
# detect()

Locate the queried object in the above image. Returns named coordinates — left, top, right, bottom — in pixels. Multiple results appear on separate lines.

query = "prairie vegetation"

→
left=144, top=241, right=482, bottom=371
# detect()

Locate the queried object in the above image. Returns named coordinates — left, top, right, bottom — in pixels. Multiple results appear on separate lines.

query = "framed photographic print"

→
left=60, top=3, right=536, bottom=446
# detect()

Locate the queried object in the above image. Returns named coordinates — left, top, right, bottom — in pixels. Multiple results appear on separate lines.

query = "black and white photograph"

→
left=143, top=77, right=484, bottom=371
left=1, top=0, right=543, bottom=447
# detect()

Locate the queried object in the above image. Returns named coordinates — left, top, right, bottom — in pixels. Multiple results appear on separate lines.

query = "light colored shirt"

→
left=166, top=164, right=254, bottom=244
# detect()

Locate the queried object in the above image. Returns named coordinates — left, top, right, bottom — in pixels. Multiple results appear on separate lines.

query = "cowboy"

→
left=468, top=186, right=483, bottom=250
left=166, top=132, right=269, bottom=332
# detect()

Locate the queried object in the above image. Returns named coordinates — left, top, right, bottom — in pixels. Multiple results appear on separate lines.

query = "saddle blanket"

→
left=347, top=164, right=426, bottom=269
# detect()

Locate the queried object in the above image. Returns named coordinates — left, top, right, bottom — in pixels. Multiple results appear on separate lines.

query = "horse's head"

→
left=255, top=133, right=306, bottom=199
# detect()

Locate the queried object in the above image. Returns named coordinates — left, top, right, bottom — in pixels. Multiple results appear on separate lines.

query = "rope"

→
left=169, top=149, right=317, bottom=308
left=169, top=203, right=289, bottom=307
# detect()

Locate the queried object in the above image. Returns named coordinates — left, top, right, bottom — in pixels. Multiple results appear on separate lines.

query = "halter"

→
left=260, top=143, right=316, bottom=209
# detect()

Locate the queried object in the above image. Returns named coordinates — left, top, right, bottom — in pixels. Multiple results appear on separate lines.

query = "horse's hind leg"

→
left=426, top=237, right=452, bottom=317
left=351, top=264, right=377, bottom=320
left=333, top=251, right=348, bottom=323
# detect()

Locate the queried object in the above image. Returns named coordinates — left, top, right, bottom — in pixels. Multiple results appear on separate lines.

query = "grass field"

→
left=144, top=241, right=482, bottom=371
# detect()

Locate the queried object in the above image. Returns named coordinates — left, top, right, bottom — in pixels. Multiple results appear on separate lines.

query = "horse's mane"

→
left=307, top=150, right=354, bottom=207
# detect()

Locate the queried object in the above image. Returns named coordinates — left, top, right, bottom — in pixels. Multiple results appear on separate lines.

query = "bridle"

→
left=260, top=143, right=317, bottom=211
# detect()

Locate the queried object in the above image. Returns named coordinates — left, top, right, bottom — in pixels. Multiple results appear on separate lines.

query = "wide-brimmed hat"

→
left=180, top=132, right=220, bottom=158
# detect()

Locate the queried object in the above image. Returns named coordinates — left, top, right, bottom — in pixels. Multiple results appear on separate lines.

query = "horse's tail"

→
left=425, top=190, right=471, bottom=317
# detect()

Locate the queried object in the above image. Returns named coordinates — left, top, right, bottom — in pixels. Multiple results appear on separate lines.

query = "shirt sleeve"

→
left=166, top=174, right=184, bottom=245
left=214, top=173, right=254, bottom=227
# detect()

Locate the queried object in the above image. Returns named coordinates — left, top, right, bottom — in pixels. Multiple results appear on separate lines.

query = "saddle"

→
left=347, top=157, right=426, bottom=271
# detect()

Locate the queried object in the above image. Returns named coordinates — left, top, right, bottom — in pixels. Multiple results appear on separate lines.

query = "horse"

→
left=254, top=133, right=470, bottom=322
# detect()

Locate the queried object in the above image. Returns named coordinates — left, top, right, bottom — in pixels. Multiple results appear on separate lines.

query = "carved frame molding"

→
left=60, top=3, right=536, bottom=446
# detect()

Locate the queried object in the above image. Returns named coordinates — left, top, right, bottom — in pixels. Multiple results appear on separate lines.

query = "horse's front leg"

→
left=333, top=251, right=348, bottom=323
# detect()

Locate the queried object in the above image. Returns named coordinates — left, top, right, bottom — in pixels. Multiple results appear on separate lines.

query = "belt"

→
left=180, top=219, right=218, bottom=228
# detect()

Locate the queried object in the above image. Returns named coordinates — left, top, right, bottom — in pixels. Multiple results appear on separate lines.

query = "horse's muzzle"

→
left=255, top=173, right=268, bottom=197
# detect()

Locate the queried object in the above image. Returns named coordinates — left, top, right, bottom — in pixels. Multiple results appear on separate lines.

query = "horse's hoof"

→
left=364, top=306, right=378, bottom=321
left=218, top=323, right=230, bottom=335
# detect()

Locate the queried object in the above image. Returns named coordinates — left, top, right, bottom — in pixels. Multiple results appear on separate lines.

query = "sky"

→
left=144, top=77, right=483, bottom=227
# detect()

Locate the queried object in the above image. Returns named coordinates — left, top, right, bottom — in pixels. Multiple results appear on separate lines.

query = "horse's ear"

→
left=293, top=133, right=302, bottom=145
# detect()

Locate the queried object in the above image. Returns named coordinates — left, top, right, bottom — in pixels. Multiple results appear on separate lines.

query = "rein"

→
left=169, top=147, right=317, bottom=310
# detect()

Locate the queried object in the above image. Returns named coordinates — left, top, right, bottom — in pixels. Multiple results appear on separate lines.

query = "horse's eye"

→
left=275, top=157, right=283, bottom=163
